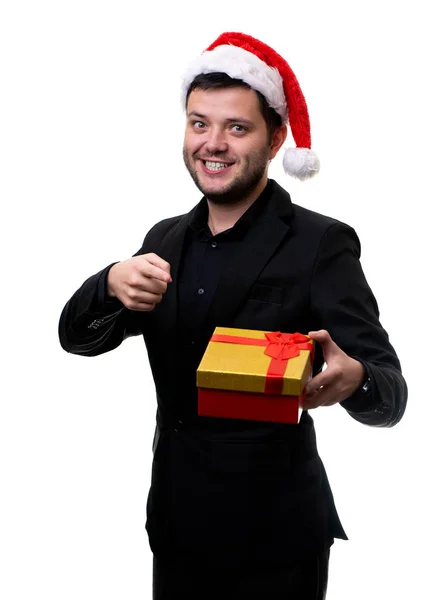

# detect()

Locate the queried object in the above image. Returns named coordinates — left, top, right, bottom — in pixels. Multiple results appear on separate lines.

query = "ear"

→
left=269, top=124, right=288, bottom=160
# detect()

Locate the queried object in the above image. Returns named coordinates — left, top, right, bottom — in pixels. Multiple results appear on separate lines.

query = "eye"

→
left=231, top=124, right=247, bottom=133
left=192, top=120, right=206, bottom=130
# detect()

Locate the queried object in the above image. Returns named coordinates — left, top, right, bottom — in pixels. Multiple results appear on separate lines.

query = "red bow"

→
left=264, top=331, right=312, bottom=360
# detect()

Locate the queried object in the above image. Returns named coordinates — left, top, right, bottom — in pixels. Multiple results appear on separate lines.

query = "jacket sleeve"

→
left=310, top=222, right=407, bottom=427
left=58, top=262, right=142, bottom=357
left=58, top=222, right=164, bottom=357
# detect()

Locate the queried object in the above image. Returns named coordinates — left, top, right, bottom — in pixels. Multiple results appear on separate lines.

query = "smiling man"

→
left=182, top=84, right=287, bottom=251
left=59, top=32, right=407, bottom=600
left=183, top=83, right=284, bottom=209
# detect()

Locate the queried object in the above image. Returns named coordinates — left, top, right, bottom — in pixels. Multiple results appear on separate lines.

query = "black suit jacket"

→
left=59, top=180, right=407, bottom=567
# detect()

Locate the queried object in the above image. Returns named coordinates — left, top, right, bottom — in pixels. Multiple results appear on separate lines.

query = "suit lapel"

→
left=155, top=213, right=191, bottom=337
left=205, top=184, right=292, bottom=328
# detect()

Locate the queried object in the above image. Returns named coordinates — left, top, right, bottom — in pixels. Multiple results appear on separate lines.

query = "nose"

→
left=204, top=128, right=228, bottom=154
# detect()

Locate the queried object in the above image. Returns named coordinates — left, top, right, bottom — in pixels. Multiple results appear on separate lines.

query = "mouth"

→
left=200, top=159, right=234, bottom=174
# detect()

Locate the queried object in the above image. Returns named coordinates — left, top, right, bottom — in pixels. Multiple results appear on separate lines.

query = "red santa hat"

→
left=181, top=32, right=319, bottom=181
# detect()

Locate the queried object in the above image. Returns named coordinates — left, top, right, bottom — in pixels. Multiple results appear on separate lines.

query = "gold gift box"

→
left=197, top=327, right=313, bottom=396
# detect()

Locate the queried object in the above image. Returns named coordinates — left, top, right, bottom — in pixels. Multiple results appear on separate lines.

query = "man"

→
left=59, top=32, right=407, bottom=599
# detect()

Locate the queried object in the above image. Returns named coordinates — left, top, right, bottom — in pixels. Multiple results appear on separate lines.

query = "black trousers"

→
left=153, top=549, right=330, bottom=600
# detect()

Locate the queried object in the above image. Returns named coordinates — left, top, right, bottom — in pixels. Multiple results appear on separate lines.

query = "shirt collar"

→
left=189, top=179, right=273, bottom=242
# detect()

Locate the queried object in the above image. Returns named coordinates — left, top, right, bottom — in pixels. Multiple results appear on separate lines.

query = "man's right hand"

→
left=107, top=253, right=172, bottom=311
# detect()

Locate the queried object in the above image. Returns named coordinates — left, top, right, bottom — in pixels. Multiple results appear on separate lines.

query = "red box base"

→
left=198, top=388, right=304, bottom=424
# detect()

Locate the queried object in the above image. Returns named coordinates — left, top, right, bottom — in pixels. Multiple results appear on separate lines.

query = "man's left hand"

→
left=303, top=329, right=365, bottom=409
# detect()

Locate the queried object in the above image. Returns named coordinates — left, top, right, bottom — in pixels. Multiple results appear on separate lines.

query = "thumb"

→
left=308, top=329, right=337, bottom=358
left=308, top=329, right=330, bottom=343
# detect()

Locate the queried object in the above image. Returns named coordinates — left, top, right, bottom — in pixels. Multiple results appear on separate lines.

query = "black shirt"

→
left=177, top=180, right=273, bottom=348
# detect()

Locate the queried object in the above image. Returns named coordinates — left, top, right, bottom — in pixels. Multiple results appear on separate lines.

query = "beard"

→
left=183, top=145, right=270, bottom=205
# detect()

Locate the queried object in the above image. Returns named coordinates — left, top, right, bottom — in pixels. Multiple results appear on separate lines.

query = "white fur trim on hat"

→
left=181, top=45, right=288, bottom=122
left=282, top=148, right=320, bottom=181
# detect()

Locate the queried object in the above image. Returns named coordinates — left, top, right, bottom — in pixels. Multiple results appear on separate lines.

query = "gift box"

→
left=197, top=327, right=314, bottom=424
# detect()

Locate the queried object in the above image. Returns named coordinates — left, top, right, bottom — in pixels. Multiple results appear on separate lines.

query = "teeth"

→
left=205, top=161, right=229, bottom=171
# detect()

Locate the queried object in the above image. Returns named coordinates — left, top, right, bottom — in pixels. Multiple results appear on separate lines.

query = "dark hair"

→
left=186, top=72, right=283, bottom=143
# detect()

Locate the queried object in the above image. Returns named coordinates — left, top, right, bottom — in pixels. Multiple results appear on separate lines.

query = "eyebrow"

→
left=187, top=111, right=206, bottom=120
left=226, top=117, right=254, bottom=127
left=187, top=111, right=254, bottom=127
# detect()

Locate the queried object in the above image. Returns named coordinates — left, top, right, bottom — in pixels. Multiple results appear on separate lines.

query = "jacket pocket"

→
left=248, top=283, right=283, bottom=305
left=238, top=284, right=285, bottom=330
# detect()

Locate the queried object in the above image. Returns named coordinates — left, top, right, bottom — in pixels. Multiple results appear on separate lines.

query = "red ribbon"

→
left=210, top=331, right=313, bottom=395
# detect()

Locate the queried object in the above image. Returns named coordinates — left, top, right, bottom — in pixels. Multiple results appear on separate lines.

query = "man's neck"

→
left=206, top=178, right=268, bottom=236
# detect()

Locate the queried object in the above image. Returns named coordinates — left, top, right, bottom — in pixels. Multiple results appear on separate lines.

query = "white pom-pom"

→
left=282, top=148, right=320, bottom=181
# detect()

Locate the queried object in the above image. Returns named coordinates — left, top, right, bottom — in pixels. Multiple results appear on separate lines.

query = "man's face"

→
left=183, top=86, right=275, bottom=204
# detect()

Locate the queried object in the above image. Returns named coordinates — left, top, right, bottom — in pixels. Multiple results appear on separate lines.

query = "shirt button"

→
left=198, top=288, right=205, bottom=295
left=211, top=241, right=217, bottom=248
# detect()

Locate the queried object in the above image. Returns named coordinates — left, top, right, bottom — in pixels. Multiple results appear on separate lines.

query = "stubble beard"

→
left=183, top=145, right=270, bottom=205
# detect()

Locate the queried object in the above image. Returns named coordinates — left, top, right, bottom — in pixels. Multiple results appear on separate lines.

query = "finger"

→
left=304, top=385, right=339, bottom=409
left=139, top=262, right=172, bottom=284
left=135, top=277, right=168, bottom=295
left=138, top=291, right=163, bottom=305
left=143, top=254, right=172, bottom=280
left=302, top=389, right=326, bottom=410
left=128, top=302, right=156, bottom=312
left=304, top=369, right=335, bottom=395
left=125, top=290, right=163, bottom=307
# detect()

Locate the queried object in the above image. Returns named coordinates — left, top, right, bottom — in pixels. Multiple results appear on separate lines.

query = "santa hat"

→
left=181, top=32, right=319, bottom=181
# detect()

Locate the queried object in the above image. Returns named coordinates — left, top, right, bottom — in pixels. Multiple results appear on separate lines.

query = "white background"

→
left=1, top=1, right=442, bottom=598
